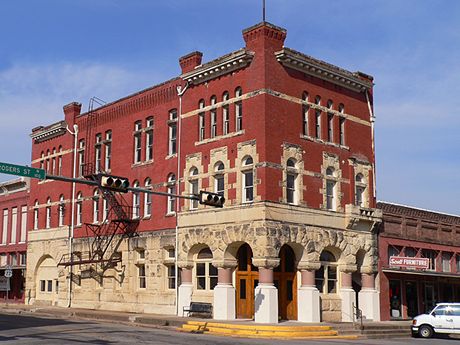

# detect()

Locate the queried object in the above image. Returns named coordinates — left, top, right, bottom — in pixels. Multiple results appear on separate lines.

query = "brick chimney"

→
left=243, top=22, right=287, bottom=51
left=63, top=102, right=82, bottom=125
left=179, top=51, right=203, bottom=74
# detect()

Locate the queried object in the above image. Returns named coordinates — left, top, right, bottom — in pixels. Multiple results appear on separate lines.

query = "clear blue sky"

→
left=0, top=0, right=459, bottom=215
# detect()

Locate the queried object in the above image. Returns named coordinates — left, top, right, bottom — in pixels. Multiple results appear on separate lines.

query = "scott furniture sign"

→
left=389, top=256, right=430, bottom=270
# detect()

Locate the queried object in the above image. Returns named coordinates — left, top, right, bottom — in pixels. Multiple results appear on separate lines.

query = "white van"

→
left=412, top=303, right=460, bottom=338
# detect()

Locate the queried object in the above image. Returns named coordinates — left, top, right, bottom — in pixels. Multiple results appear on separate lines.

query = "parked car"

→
left=412, top=303, right=460, bottom=338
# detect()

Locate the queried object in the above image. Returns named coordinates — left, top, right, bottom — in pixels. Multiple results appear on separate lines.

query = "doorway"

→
left=274, top=245, right=297, bottom=320
left=405, top=281, right=418, bottom=318
left=236, top=244, right=258, bottom=319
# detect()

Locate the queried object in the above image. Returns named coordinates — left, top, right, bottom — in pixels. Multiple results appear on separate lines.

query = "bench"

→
left=183, top=302, right=213, bottom=318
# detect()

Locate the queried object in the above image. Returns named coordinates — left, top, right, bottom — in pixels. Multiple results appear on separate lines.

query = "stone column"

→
left=339, top=264, right=356, bottom=322
left=213, top=260, right=236, bottom=320
left=358, top=268, right=380, bottom=321
left=253, top=257, right=279, bottom=324
left=177, top=263, right=193, bottom=317
left=297, top=262, right=321, bottom=322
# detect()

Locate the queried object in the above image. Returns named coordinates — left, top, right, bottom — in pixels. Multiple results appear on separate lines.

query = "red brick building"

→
left=26, top=22, right=381, bottom=322
left=378, top=201, right=460, bottom=321
left=0, top=178, right=29, bottom=302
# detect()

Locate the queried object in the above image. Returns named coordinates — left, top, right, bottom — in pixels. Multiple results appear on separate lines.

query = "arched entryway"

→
left=274, top=245, right=297, bottom=320
left=236, top=243, right=258, bottom=319
left=35, top=256, right=59, bottom=305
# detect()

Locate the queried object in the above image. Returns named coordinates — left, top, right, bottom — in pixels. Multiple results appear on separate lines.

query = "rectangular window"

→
left=95, top=133, right=102, bottom=172
left=93, top=197, right=99, bottom=224
left=286, top=173, right=296, bottom=204
left=339, top=117, right=345, bottom=146
left=78, top=139, right=85, bottom=176
left=47, top=280, right=52, bottom=292
left=355, top=186, right=365, bottom=207
left=33, top=206, right=38, bottom=230
left=11, top=253, right=17, bottom=266
left=168, top=248, right=175, bottom=258
left=199, top=113, right=205, bottom=141
left=104, top=130, right=112, bottom=170
left=20, top=206, right=27, bottom=243
left=133, top=193, right=140, bottom=219
left=215, top=175, right=224, bottom=196
left=76, top=200, right=82, bottom=226
left=442, top=253, right=452, bottom=272
left=326, top=180, right=335, bottom=210
left=196, top=262, right=206, bottom=290
left=20, top=253, right=26, bottom=266
left=223, top=104, right=230, bottom=135
left=40, top=280, right=46, bottom=292
left=2, top=209, right=8, bottom=244
left=303, top=105, right=309, bottom=136
left=167, top=185, right=176, bottom=214
left=243, top=171, right=254, bottom=202
left=144, top=193, right=152, bottom=217
left=211, top=110, right=217, bottom=138
left=315, top=110, right=321, bottom=139
left=236, top=101, right=243, bottom=131
left=168, top=110, right=177, bottom=155
left=46, top=205, right=51, bottom=229
left=167, top=265, right=175, bottom=289
left=327, top=113, right=334, bottom=142
left=10, top=207, right=17, bottom=244
left=190, top=180, right=199, bottom=210
left=146, top=127, right=153, bottom=161
left=103, top=199, right=108, bottom=221
left=138, top=264, right=146, bottom=289
left=134, top=121, right=142, bottom=163
left=58, top=154, right=62, bottom=175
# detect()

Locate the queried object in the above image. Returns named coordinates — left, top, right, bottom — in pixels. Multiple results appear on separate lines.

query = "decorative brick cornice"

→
left=30, top=120, right=67, bottom=143
left=378, top=201, right=460, bottom=225
left=275, top=47, right=373, bottom=93
left=182, top=49, right=254, bottom=85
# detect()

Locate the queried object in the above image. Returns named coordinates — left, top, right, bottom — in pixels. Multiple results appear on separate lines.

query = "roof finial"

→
left=263, top=0, right=266, bottom=22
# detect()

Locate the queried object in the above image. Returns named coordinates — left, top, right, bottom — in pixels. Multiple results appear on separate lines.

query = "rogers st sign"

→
left=389, top=256, right=430, bottom=270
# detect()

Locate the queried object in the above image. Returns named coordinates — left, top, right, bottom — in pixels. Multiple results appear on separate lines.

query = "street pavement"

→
left=0, top=312, right=457, bottom=345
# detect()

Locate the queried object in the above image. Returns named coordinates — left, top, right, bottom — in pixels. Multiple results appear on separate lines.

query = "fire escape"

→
left=58, top=97, right=140, bottom=278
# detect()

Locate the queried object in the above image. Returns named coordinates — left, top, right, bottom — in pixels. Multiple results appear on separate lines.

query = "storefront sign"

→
left=389, top=256, right=430, bottom=270
left=0, top=276, right=10, bottom=291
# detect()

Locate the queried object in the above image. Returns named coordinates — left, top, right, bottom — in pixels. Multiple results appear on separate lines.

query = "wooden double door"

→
left=236, top=244, right=297, bottom=320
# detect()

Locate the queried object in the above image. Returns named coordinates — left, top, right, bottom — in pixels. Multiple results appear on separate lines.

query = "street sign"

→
left=0, top=161, right=45, bottom=179
left=4, top=269, right=12, bottom=278
left=0, top=276, right=9, bottom=291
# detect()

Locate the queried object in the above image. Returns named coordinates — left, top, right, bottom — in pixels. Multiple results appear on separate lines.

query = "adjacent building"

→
left=0, top=178, right=29, bottom=302
left=26, top=21, right=382, bottom=322
left=378, top=201, right=460, bottom=321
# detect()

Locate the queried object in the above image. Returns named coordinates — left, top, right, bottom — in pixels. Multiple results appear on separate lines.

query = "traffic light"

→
left=99, top=174, right=129, bottom=193
left=199, top=191, right=225, bottom=208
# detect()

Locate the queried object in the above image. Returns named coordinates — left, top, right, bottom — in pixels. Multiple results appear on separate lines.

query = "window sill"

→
left=165, top=212, right=176, bottom=217
left=142, top=215, right=151, bottom=220
left=165, top=154, right=177, bottom=160
left=195, top=130, right=245, bottom=146
left=131, top=160, right=154, bottom=169
left=300, top=134, right=349, bottom=150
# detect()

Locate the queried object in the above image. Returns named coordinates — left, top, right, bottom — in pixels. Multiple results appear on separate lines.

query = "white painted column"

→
left=254, top=267, right=278, bottom=323
left=359, top=272, right=380, bottom=321
left=213, top=267, right=235, bottom=320
left=340, top=271, right=355, bottom=322
left=298, top=269, right=320, bottom=322
left=178, top=267, right=193, bottom=317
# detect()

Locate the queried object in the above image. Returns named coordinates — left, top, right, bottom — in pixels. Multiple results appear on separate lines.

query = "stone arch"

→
left=34, top=255, right=59, bottom=305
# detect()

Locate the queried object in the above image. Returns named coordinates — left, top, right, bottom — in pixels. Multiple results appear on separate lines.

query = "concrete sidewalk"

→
left=0, top=302, right=411, bottom=339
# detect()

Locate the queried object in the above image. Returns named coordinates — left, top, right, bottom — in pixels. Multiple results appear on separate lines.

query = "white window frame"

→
left=10, top=207, right=17, bottom=244
left=78, top=139, right=85, bottom=176
left=223, top=92, right=230, bottom=135
left=189, top=168, right=199, bottom=210
left=325, top=167, right=336, bottom=211
left=104, top=130, right=112, bottom=171
left=58, top=147, right=63, bottom=175
left=235, top=87, right=243, bottom=131
left=93, top=190, right=100, bottom=224
left=134, top=121, right=142, bottom=164
left=76, top=193, right=83, bottom=226
left=138, top=264, right=146, bottom=289
left=167, top=174, right=176, bottom=214
left=168, top=110, right=177, bottom=155
left=242, top=157, right=254, bottom=203
left=195, top=248, right=218, bottom=291
left=355, top=173, right=366, bottom=207
left=33, top=201, right=39, bottom=230
left=95, top=133, right=102, bottom=172
left=198, top=100, right=205, bottom=141
left=144, top=179, right=152, bottom=217
left=146, top=117, right=154, bottom=161
left=45, top=198, right=51, bottom=229
left=20, top=205, right=27, bottom=243
left=132, top=181, right=140, bottom=219
left=58, top=195, right=65, bottom=227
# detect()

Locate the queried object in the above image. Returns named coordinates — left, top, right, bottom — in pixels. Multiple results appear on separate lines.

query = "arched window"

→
left=222, top=91, right=230, bottom=135
left=189, top=168, right=199, bottom=210
left=327, top=100, right=334, bottom=142
left=286, top=158, right=298, bottom=204
left=144, top=178, right=152, bottom=217
left=315, top=96, right=321, bottom=105
left=132, top=181, right=140, bottom=219
left=214, top=162, right=225, bottom=196
left=133, top=121, right=142, bottom=164
left=325, top=167, right=336, bottom=211
left=146, top=117, right=154, bottom=161
left=76, top=192, right=83, bottom=226
left=315, top=250, right=337, bottom=294
left=33, top=200, right=39, bottom=230
left=210, top=96, right=217, bottom=138
left=167, top=173, right=176, bottom=214
left=327, top=99, right=333, bottom=109
left=242, top=156, right=254, bottom=203
left=196, top=247, right=218, bottom=290
left=93, top=189, right=100, bottom=223
left=58, top=195, right=65, bottom=227
left=235, top=87, right=243, bottom=131
left=302, top=92, right=309, bottom=136
left=40, top=152, right=45, bottom=170
left=95, top=133, right=102, bottom=172
left=199, top=99, right=205, bottom=141
left=355, top=173, right=366, bottom=207
left=46, top=150, right=50, bottom=173
left=45, top=198, right=51, bottom=229
left=168, top=109, right=177, bottom=155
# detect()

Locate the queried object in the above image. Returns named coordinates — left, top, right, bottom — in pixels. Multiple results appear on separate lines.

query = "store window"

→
left=389, top=279, right=402, bottom=318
